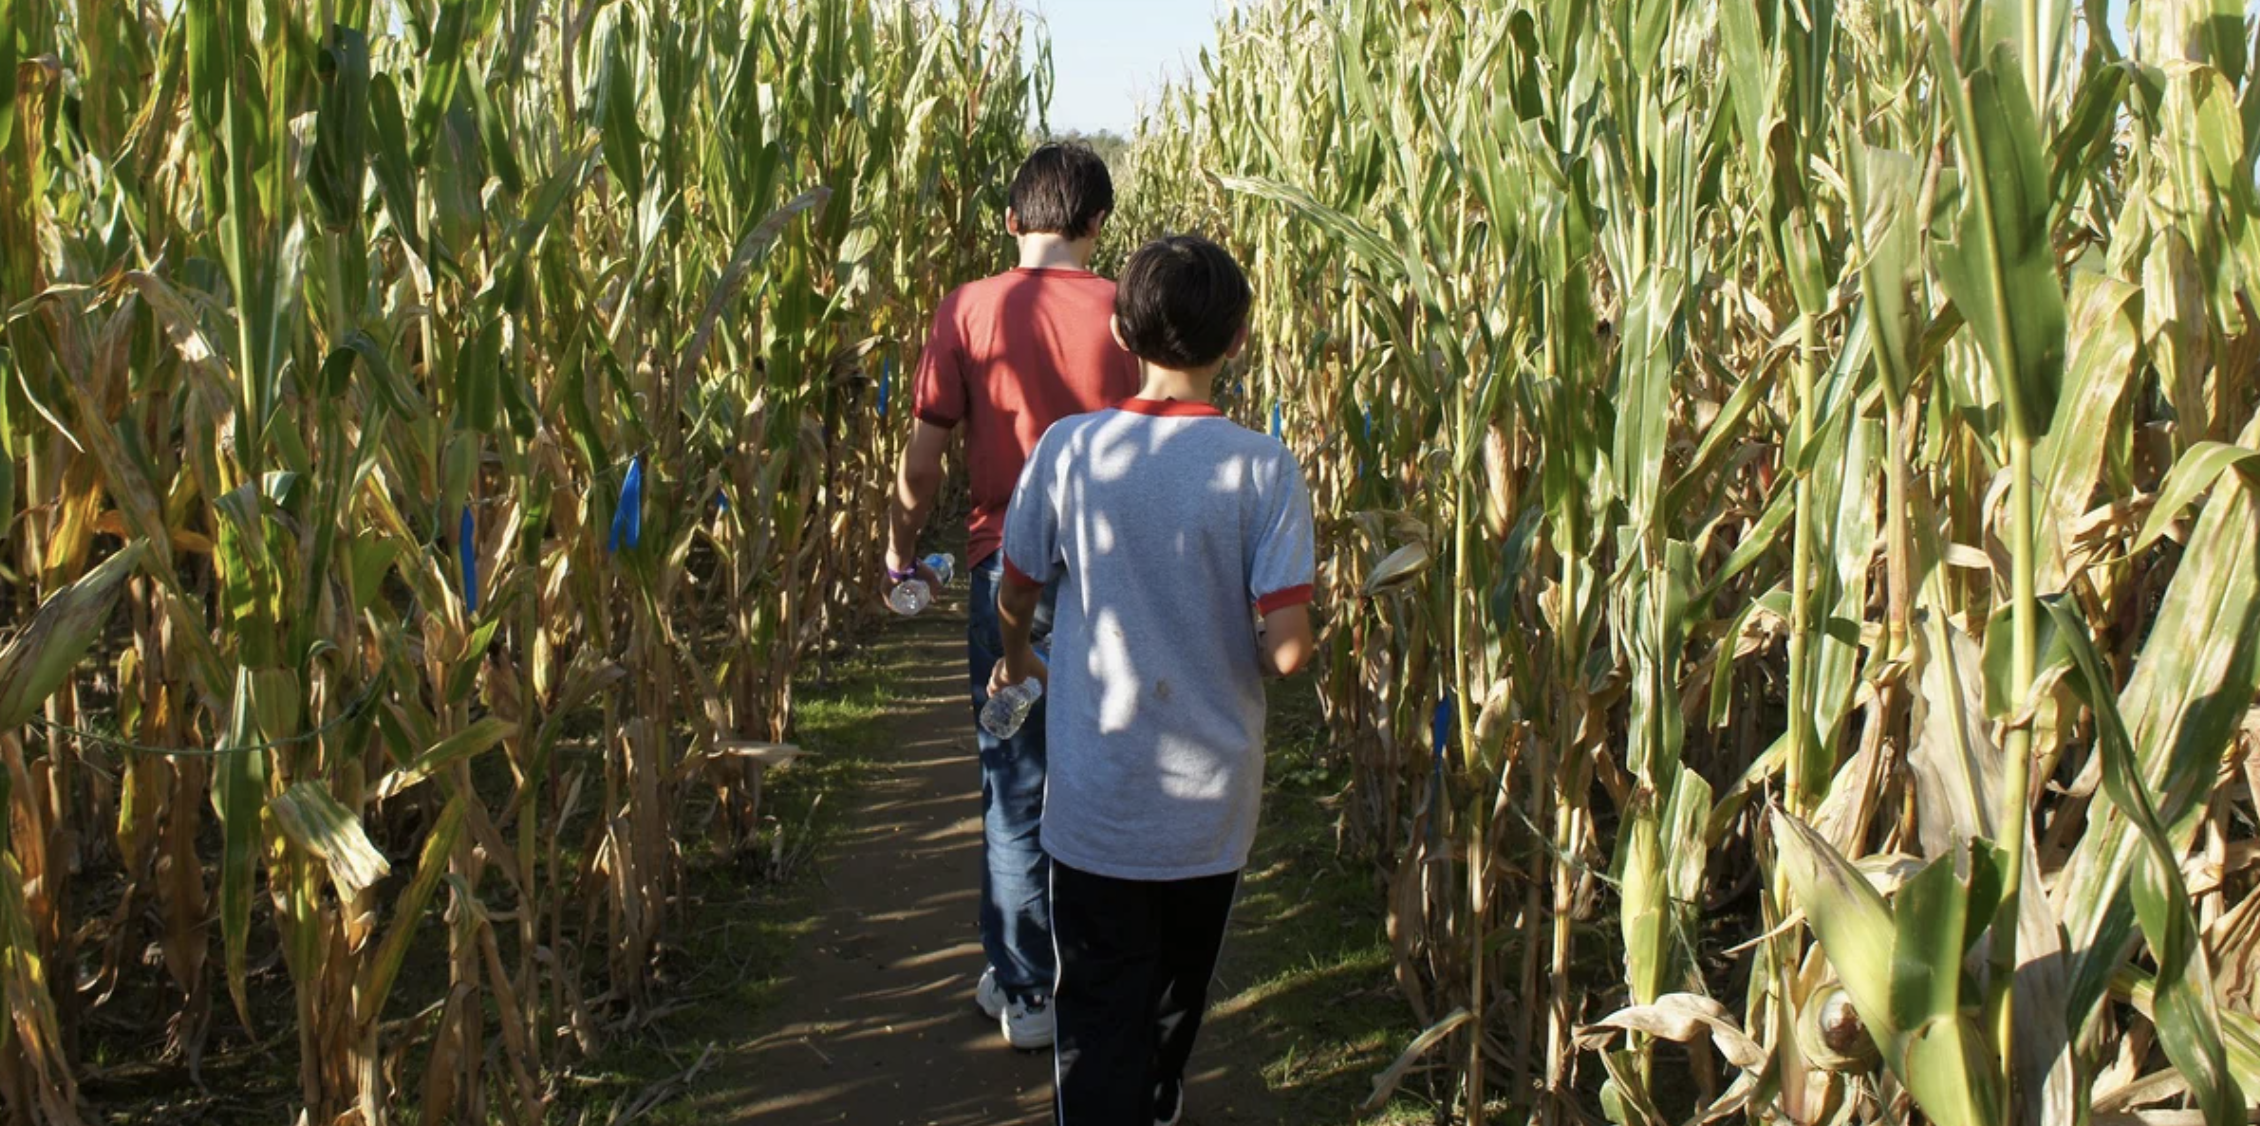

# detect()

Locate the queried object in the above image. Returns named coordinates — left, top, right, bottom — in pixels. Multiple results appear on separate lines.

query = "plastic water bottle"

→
left=981, top=651, right=1047, bottom=739
left=887, top=553, right=956, bottom=616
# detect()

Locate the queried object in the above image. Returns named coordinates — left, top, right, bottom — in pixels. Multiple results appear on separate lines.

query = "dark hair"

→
left=1114, top=235, right=1252, bottom=370
left=1009, top=143, right=1114, bottom=240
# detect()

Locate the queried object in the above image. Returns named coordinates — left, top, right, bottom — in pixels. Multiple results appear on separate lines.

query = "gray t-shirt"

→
left=1001, top=398, right=1316, bottom=880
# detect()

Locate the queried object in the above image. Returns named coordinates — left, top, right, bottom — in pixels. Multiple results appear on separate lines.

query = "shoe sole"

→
left=1001, top=1013, right=1054, bottom=1050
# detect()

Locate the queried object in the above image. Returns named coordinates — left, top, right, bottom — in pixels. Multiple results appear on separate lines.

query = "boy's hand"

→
left=1257, top=604, right=1315, bottom=678
left=986, top=646, right=1049, bottom=696
left=883, top=553, right=945, bottom=602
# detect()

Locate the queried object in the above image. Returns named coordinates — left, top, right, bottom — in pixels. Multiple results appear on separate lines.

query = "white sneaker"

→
left=974, top=966, right=1006, bottom=1020
left=1001, top=993, right=1055, bottom=1049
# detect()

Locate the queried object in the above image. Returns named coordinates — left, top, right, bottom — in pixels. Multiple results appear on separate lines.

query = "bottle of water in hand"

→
left=981, top=650, right=1047, bottom=739
left=887, top=553, right=956, bottom=616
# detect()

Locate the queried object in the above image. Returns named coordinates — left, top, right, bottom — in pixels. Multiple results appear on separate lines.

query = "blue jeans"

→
left=968, top=556, right=1058, bottom=1001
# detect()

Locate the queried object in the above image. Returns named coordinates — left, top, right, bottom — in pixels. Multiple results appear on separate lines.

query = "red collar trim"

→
left=1118, top=398, right=1224, bottom=418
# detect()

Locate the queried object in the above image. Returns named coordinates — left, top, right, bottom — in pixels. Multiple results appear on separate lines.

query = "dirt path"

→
left=681, top=604, right=1281, bottom=1125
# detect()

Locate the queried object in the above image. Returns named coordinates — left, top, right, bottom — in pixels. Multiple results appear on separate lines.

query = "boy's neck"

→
left=1135, top=364, right=1220, bottom=405
left=1017, top=232, right=1095, bottom=271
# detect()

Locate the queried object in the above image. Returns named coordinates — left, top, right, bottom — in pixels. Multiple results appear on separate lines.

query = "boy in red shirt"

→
left=885, top=143, right=1140, bottom=1049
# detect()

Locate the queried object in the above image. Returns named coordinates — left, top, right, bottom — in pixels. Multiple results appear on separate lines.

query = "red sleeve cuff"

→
left=1003, top=557, right=1046, bottom=589
left=913, top=408, right=959, bottom=429
left=1255, top=584, right=1313, bottom=614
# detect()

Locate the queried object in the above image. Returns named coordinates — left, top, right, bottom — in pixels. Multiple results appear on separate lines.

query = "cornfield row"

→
left=1121, top=0, right=2260, bottom=1122
left=0, top=0, right=1036, bottom=1121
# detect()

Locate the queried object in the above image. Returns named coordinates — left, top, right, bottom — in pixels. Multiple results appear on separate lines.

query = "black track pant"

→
left=1050, top=859, right=1240, bottom=1126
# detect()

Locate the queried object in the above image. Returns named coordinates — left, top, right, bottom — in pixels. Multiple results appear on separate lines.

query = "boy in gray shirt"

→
left=990, top=235, right=1317, bottom=1125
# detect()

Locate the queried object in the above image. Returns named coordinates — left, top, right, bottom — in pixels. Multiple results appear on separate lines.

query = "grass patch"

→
left=1194, top=675, right=1441, bottom=1125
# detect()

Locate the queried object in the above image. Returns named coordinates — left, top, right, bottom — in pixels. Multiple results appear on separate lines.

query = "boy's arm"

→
left=1249, top=448, right=1319, bottom=678
left=995, top=577, right=1047, bottom=688
left=886, top=296, right=966, bottom=585
left=989, top=429, right=1064, bottom=692
left=885, top=421, right=951, bottom=579
left=1258, top=605, right=1315, bottom=678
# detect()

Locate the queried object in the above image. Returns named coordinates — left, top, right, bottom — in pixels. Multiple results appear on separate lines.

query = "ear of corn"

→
left=0, top=0, right=1038, bottom=1118
left=1122, top=0, right=2260, bottom=1120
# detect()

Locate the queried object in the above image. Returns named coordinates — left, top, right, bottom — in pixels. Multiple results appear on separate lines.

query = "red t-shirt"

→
left=913, top=267, right=1141, bottom=567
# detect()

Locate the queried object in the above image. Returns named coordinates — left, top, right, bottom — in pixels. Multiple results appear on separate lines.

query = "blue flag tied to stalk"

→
left=1426, top=693, right=1454, bottom=847
left=459, top=506, right=479, bottom=613
left=1419, top=696, right=1455, bottom=845
left=609, top=456, right=644, bottom=554
left=1271, top=401, right=1282, bottom=439
left=876, top=356, right=893, bottom=419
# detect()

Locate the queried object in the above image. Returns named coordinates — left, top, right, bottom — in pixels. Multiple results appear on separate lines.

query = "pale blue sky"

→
left=1026, top=0, right=1226, bottom=136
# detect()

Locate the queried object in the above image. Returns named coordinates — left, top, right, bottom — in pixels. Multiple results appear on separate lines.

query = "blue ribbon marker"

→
left=609, top=456, right=644, bottom=554
left=876, top=356, right=893, bottom=419
left=1427, top=692, right=1454, bottom=847
left=1271, top=401, right=1282, bottom=439
left=459, top=506, right=479, bottom=613
left=714, top=488, right=730, bottom=514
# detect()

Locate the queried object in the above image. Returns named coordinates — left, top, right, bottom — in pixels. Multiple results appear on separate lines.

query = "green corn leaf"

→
left=57, top=364, right=172, bottom=565
left=677, top=186, right=832, bottom=380
left=2043, top=596, right=2242, bottom=1122
left=1774, top=812, right=2006, bottom=1126
left=367, top=74, right=421, bottom=254
left=1771, top=809, right=1896, bottom=1020
left=1610, top=265, right=1685, bottom=537
left=374, top=716, right=513, bottom=801
left=597, top=6, right=645, bottom=197
left=465, top=59, right=521, bottom=196
left=409, top=0, right=499, bottom=166
left=2128, top=441, right=2260, bottom=558
left=270, top=781, right=390, bottom=903
left=2056, top=417, right=2260, bottom=1016
left=0, top=0, right=16, bottom=160
left=444, top=618, right=503, bottom=704
left=0, top=351, right=13, bottom=547
left=1852, top=144, right=1921, bottom=399
left=0, top=542, right=144, bottom=729
left=1768, top=122, right=1829, bottom=316
left=309, top=24, right=370, bottom=230
left=1215, top=173, right=1405, bottom=280
left=357, top=795, right=465, bottom=1013
left=2051, top=63, right=2131, bottom=207
left=1927, top=31, right=2065, bottom=442
left=429, top=91, right=487, bottom=263
left=0, top=853, right=69, bottom=1069
left=212, top=666, right=269, bottom=1032
left=457, top=311, right=501, bottom=433
left=2034, top=275, right=2142, bottom=587
left=493, top=141, right=597, bottom=315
